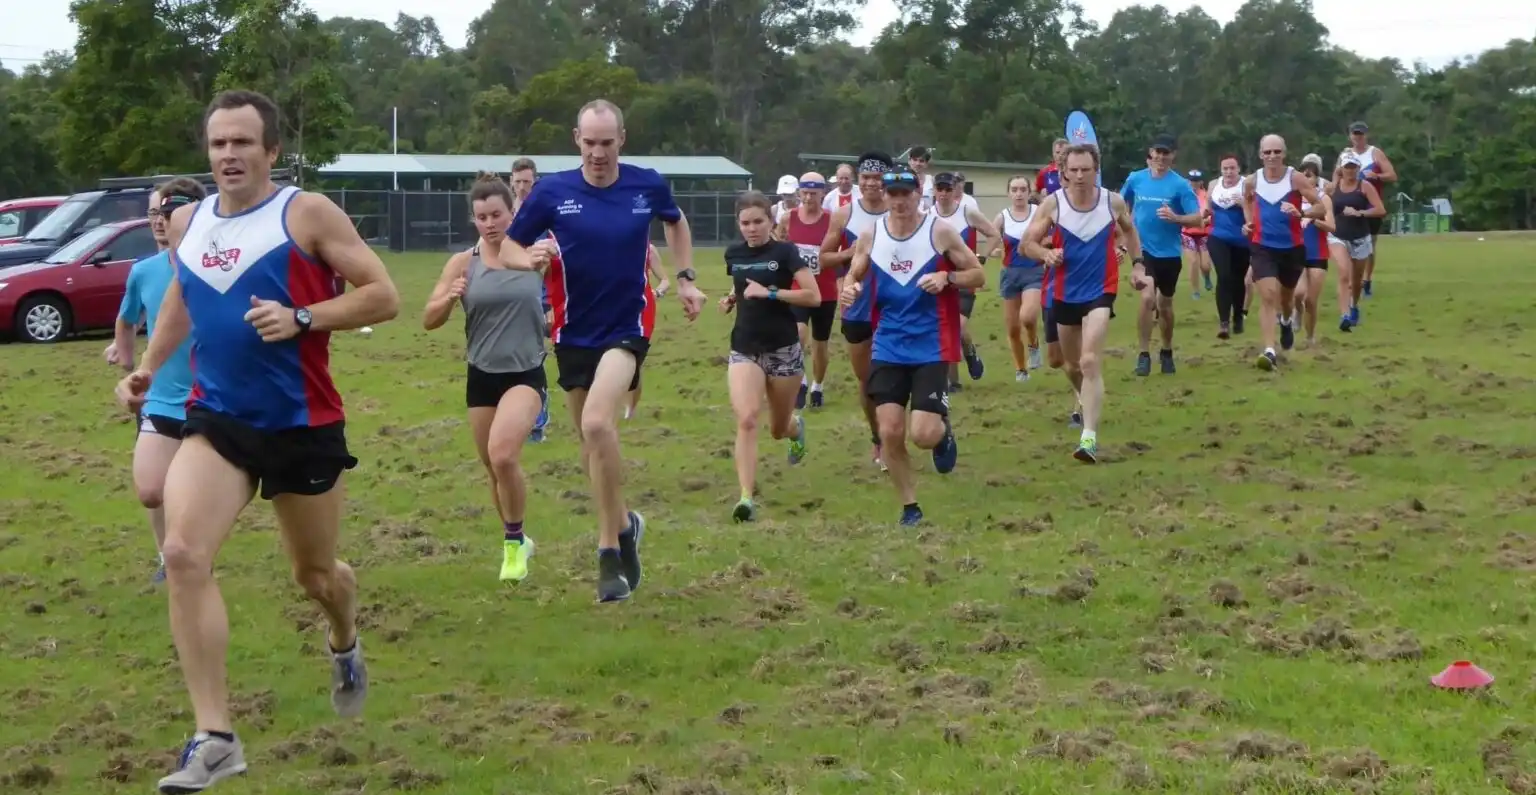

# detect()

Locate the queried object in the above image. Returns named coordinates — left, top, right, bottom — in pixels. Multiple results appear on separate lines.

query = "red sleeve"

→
left=1035, top=170, right=1048, bottom=191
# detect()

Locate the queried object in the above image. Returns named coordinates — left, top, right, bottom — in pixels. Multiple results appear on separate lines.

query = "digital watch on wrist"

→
left=676, top=268, right=697, bottom=282
left=294, top=307, right=314, bottom=333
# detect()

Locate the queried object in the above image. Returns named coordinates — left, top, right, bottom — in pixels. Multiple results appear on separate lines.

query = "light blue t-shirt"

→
left=118, top=252, right=194, bottom=420
left=1120, top=169, right=1200, bottom=259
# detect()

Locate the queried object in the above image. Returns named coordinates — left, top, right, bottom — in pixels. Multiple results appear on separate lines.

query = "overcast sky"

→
left=4, top=0, right=1532, bottom=72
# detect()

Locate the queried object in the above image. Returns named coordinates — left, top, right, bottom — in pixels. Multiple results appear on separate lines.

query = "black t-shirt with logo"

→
left=724, top=239, right=806, bottom=354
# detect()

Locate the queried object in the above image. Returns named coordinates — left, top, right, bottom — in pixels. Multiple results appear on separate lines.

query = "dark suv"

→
left=0, top=186, right=156, bottom=270
left=0, top=171, right=297, bottom=271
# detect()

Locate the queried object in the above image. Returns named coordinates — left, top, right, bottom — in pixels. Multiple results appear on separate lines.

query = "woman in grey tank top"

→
left=423, top=173, right=547, bottom=583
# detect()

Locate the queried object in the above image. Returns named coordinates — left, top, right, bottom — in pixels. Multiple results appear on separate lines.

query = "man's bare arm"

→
left=818, top=206, right=854, bottom=269
left=1371, top=149, right=1398, bottom=183
left=844, top=232, right=873, bottom=285
left=661, top=213, right=695, bottom=280
left=934, top=223, right=985, bottom=290
left=1021, top=194, right=1059, bottom=262
left=296, top=192, right=401, bottom=332
left=1110, top=194, right=1143, bottom=262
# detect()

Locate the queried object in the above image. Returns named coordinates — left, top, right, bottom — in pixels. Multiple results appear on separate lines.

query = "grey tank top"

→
left=462, top=245, right=547, bottom=373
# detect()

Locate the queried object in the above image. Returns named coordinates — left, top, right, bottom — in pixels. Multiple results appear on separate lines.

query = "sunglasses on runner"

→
left=882, top=171, right=919, bottom=192
left=151, top=193, right=198, bottom=217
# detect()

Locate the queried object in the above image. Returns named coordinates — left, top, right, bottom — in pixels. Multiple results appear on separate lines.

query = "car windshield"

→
left=41, top=224, right=118, bottom=264
left=23, top=197, right=93, bottom=242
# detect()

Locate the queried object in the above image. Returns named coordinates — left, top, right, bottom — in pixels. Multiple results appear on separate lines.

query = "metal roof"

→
left=798, top=152, right=1047, bottom=171
left=320, top=153, right=752, bottom=179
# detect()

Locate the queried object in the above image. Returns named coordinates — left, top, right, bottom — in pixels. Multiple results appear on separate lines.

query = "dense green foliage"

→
left=3, top=0, right=1534, bottom=228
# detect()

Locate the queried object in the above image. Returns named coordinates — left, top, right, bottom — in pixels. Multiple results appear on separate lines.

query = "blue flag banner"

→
left=1065, top=109, right=1103, bottom=187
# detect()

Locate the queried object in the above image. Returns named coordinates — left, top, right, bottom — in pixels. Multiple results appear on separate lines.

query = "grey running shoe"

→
left=598, top=549, right=632, bottom=603
left=618, top=511, right=645, bottom=592
left=330, top=635, right=368, bottom=718
left=158, top=732, right=246, bottom=793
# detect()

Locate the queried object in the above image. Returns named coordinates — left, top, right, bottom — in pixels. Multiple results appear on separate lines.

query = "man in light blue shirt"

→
left=105, top=179, right=205, bottom=583
left=1120, top=134, right=1203, bottom=376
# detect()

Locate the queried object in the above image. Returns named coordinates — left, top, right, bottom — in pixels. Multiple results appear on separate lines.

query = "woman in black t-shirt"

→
left=719, top=190, right=822, bottom=522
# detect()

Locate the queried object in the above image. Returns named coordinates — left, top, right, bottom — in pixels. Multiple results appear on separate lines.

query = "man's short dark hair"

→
left=908, top=146, right=932, bottom=162
left=510, top=157, right=537, bottom=175
left=156, top=177, right=207, bottom=202
left=204, top=89, right=282, bottom=151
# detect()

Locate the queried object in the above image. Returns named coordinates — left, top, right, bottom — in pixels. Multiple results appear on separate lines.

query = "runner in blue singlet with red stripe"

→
left=1240, top=134, right=1324, bottom=371
left=1021, top=144, right=1142, bottom=462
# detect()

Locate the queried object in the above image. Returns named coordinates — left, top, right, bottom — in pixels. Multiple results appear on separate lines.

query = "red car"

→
left=0, top=219, right=159, bottom=343
left=0, top=196, right=68, bottom=245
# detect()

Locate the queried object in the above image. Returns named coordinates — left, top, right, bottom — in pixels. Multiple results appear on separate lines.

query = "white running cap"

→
left=775, top=174, right=798, bottom=194
left=1300, top=152, right=1323, bottom=169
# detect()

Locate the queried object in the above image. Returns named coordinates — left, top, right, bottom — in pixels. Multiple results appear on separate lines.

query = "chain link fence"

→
left=323, top=189, right=1028, bottom=251
left=323, top=189, right=769, bottom=251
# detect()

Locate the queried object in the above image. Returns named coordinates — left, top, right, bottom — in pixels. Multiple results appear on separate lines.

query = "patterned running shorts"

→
left=728, top=342, right=804, bottom=378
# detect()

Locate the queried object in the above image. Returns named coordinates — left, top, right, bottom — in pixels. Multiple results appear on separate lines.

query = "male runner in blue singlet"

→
left=840, top=169, right=985, bottom=525
left=1021, top=145, right=1142, bottom=463
left=115, top=89, right=401, bottom=793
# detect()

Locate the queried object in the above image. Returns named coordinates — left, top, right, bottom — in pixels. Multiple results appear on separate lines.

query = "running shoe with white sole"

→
left=500, top=537, right=534, bottom=582
left=619, top=510, right=645, bottom=592
left=330, top=635, right=368, bottom=718
left=158, top=732, right=246, bottom=794
left=1027, top=346, right=1043, bottom=371
left=787, top=413, right=806, bottom=465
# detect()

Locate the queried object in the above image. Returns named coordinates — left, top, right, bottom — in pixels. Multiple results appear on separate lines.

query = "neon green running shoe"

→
left=1073, top=435, right=1099, bottom=464
left=500, top=537, right=535, bottom=582
left=787, top=413, right=807, bottom=465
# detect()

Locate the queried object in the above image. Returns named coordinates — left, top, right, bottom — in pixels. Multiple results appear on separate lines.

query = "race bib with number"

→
left=795, top=243, right=820, bottom=274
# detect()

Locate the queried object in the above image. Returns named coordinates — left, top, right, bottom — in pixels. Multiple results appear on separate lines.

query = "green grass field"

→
left=3, top=235, right=1535, bottom=794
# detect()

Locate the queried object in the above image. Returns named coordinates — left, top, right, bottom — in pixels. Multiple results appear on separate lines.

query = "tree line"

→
left=3, top=0, right=1534, bottom=230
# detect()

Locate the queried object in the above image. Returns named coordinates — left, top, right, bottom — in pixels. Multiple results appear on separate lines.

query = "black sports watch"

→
left=294, top=307, right=314, bottom=333
left=1132, top=256, right=1145, bottom=266
left=676, top=268, right=697, bottom=282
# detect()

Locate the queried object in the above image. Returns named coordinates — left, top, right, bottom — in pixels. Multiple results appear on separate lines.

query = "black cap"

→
left=1150, top=133, right=1178, bottom=151
left=1349, top=121, right=1369, bottom=133
left=933, top=171, right=961, bottom=187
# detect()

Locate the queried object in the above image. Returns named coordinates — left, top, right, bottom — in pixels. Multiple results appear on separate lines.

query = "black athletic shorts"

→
left=1367, top=216, right=1383, bottom=236
left=136, top=410, right=186, bottom=439
left=958, top=289, right=976, bottom=318
left=554, top=338, right=648, bottom=393
left=183, top=407, right=357, bottom=500
left=841, top=318, right=873, bottom=345
left=1043, top=304, right=1059, bottom=345
left=466, top=363, right=548, bottom=409
left=1144, top=256, right=1182, bottom=298
left=866, top=360, right=949, bottom=416
left=1306, top=257, right=1328, bottom=271
left=1249, top=244, right=1305, bottom=290
left=1053, top=293, right=1117, bottom=327
left=793, top=301, right=838, bottom=342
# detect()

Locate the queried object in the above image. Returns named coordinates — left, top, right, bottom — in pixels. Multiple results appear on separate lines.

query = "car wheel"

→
left=16, top=295, right=71, bottom=343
